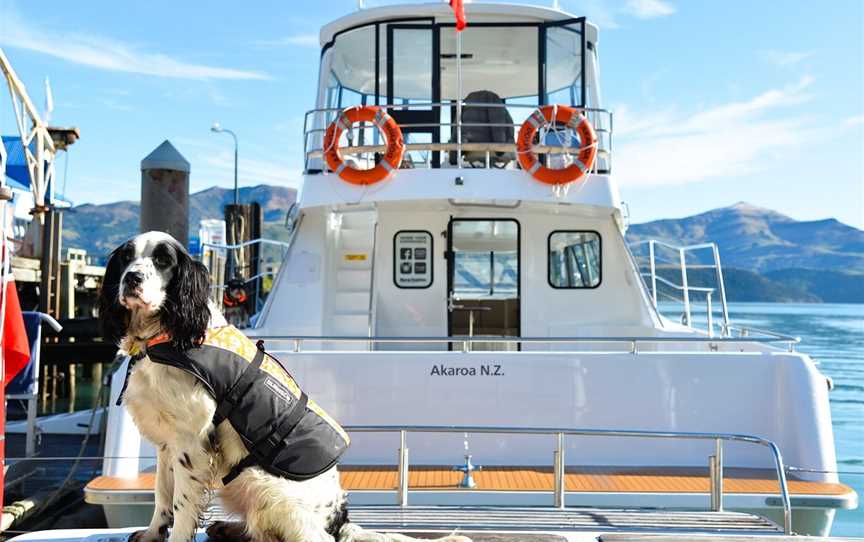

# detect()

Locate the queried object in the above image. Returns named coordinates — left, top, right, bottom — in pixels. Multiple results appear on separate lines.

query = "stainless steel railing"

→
left=254, top=332, right=801, bottom=353
left=200, top=238, right=294, bottom=315
left=342, top=424, right=793, bottom=534
left=630, top=240, right=730, bottom=336
left=302, top=102, right=613, bottom=173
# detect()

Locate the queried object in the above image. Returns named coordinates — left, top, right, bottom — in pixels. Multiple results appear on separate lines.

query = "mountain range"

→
left=60, top=186, right=863, bottom=303
left=627, top=202, right=864, bottom=273
left=62, top=185, right=298, bottom=257
left=627, top=202, right=864, bottom=303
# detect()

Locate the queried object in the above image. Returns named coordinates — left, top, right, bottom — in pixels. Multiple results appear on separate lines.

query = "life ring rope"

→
left=323, top=106, right=404, bottom=185
left=516, top=104, right=598, bottom=185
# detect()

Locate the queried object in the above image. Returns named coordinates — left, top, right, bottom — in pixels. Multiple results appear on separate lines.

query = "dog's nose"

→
left=123, top=271, right=143, bottom=288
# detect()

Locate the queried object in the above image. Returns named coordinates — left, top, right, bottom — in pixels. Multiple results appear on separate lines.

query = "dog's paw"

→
left=205, top=521, right=250, bottom=542
left=128, top=528, right=167, bottom=542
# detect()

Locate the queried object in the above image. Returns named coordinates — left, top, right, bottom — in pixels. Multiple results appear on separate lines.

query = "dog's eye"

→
left=120, top=246, right=135, bottom=263
left=153, top=255, right=171, bottom=268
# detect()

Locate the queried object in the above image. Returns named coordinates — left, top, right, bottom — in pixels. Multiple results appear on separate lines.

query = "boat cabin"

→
left=305, top=3, right=610, bottom=174
left=261, top=3, right=638, bottom=347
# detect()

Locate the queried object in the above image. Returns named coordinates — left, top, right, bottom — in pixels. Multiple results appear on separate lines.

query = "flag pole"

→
left=456, top=27, right=463, bottom=168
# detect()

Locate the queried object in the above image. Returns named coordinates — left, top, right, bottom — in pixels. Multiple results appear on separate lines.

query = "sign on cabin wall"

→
left=394, top=231, right=433, bottom=289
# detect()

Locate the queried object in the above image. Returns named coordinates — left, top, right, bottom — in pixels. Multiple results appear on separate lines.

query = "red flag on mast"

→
left=450, top=0, right=467, bottom=31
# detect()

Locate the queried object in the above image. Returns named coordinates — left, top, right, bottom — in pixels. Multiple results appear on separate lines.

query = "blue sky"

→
left=1, top=0, right=862, bottom=227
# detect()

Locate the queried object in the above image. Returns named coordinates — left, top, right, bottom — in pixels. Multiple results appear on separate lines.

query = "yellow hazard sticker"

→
left=344, top=253, right=367, bottom=261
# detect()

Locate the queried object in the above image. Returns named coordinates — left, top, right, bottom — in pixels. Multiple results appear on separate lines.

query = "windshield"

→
left=307, top=18, right=609, bottom=173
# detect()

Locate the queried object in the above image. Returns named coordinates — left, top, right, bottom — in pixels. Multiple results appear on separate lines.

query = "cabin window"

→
left=323, top=25, right=376, bottom=112
left=451, top=220, right=519, bottom=299
left=394, top=231, right=433, bottom=289
left=545, top=23, right=584, bottom=106
left=548, top=231, right=601, bottom=289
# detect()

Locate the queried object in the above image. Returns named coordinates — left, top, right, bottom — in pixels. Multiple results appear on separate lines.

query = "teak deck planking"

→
left=87, top=466, right=854, bottom=496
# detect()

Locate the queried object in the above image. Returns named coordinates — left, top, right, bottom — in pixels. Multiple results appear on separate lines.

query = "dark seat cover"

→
left=453, top=90, right=515, bottom=167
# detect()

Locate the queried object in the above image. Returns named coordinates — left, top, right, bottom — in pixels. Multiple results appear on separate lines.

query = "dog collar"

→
left=147, top=333, right=171, bottom=347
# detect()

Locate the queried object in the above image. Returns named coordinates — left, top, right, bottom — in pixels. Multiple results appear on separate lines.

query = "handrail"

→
left=209, top=270, right=279, bottom=291
left=643, top=273, right=715, bottom=293
left=630, top=240, right=731, bottom=335
left=630, top=239, right=719, bottom=252
left=340, top=424, right=793, bottom=534
left=303, top=102, right=613, bottom=173
left=254, top=333, right=801, bottom=353
left=304, top=103, right=613, bottom=116
left=200, top=238, right=295, bottom=315
left=201, top=238, right=293, bottom=251
left=307, top=142, right=611, bottom=159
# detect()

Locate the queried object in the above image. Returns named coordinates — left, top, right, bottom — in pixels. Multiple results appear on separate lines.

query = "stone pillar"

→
left=140, top=140, right=190, bottom=247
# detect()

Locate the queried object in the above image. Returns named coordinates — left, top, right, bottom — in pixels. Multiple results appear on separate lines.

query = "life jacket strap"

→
left=261, top=391, right=309, bottom=461
left=221, top=390, right=309, bottom=486
left=221, top=455, right=257, bottom=486
left=213, top=347, right=265, bottom=427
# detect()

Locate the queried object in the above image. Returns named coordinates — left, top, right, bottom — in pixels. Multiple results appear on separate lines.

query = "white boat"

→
left=19, top=1, right=858, bottom=540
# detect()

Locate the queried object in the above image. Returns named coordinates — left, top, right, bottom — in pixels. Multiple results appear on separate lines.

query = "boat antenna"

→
left=357, top=0, right=364, bottom=9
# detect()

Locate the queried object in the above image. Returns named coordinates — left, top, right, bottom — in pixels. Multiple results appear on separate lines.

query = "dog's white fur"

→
left=105, top=232, right=470, bottom=542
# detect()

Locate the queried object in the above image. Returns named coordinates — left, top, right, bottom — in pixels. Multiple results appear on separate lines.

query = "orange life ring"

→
left=516, top=105, right=598, bottom=185
left=323, top=106, right=405, bottom=185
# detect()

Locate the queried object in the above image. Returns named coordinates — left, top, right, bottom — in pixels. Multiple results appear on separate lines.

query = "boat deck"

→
left=86, top=465, right=854, bottom=499
left=84, top=465, right=858, bottom=520
left=340, top=466, right=852, bottom=495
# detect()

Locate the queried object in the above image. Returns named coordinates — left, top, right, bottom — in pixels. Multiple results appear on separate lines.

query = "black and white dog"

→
left=99, top=231, right=470, bottom=542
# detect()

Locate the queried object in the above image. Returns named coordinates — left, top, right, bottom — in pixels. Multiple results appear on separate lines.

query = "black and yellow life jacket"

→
left=120, top=326, right=350, bottom=484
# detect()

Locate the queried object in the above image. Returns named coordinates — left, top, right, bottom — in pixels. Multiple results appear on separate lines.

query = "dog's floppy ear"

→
left=98, top=245, right=130, bottom=346
left=161, top=247, right=210, bottom=352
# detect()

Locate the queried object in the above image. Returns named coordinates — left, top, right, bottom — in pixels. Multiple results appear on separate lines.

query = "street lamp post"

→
left=210, top=122, right=239, bottom=207
left=211, top=123, right=240, bottom=281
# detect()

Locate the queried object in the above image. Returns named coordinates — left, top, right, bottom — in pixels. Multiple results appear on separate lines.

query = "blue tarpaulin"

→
left=2, top=135, right=73, bottom=205
left=2, top=135, right=32, bottom=191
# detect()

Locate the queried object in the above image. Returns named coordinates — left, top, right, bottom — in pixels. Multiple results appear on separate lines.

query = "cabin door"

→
left=446, top=219, right=520, bottom=350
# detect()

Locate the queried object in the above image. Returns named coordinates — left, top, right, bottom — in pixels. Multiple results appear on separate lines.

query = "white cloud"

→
left=845, top=115, right=864, bottom=126
left=613, top=76, right=816, bottom=186
left=760, top=50, right=815, bottom=67
left=623, top=0, right=676, bottom=19
left=570, top=0, right=621, bottom=29
left=256, top=34, right=319, bottom=48
left=197, top=150, right=303, bottom=189
left=0, top=11, right=268, bottom=80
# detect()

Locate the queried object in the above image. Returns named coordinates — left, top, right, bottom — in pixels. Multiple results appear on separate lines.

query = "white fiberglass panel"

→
left=298, top=170, right=621, bottom=209
left=268, top=349, right=837, bottom=481
left=254, top=209, right=327, bottom=337
left=519, top=212, right=657, bottom=340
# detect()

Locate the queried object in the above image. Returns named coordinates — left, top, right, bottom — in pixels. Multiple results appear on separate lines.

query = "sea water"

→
left=699, top=303, right=863, bottom=536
